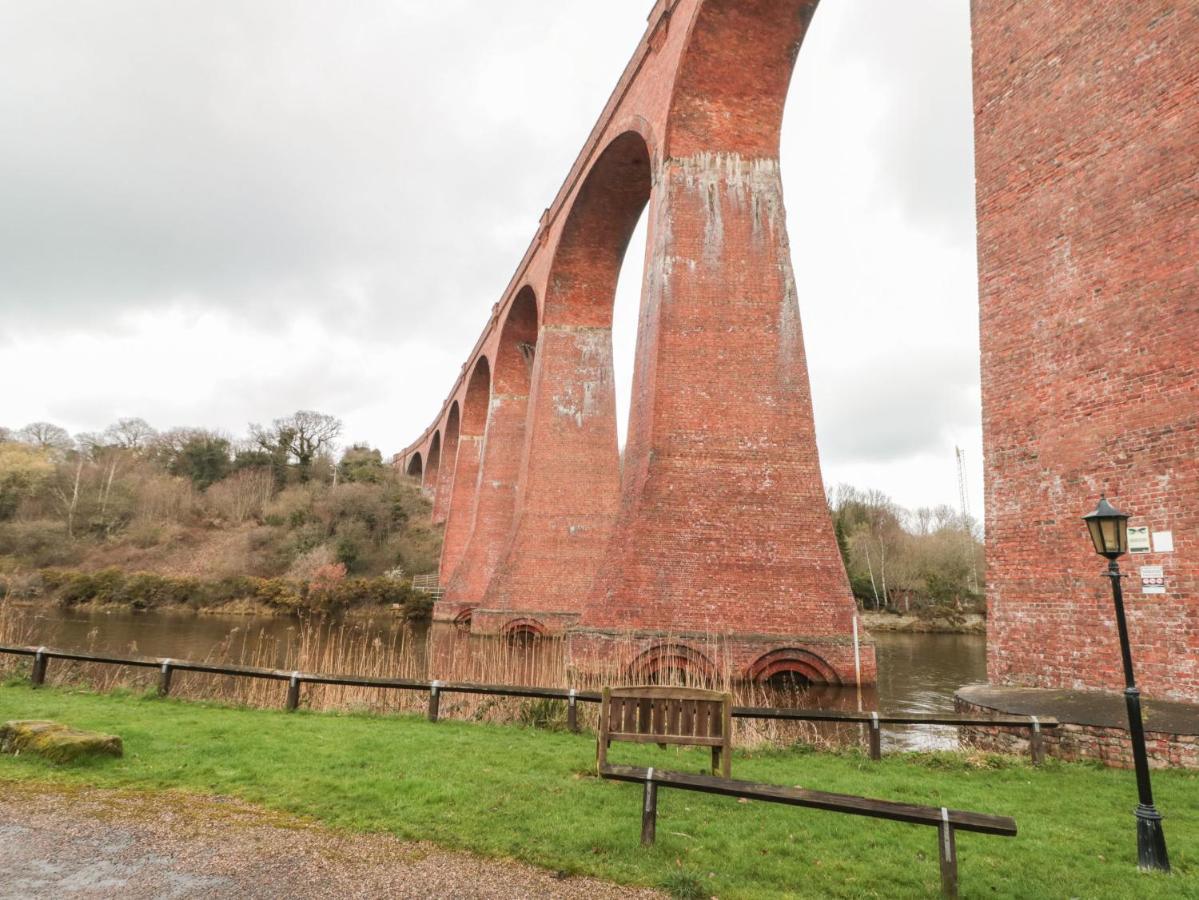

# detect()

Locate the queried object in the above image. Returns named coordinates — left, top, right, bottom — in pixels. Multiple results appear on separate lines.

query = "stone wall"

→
left=956, top=697, right=1199, bottom=770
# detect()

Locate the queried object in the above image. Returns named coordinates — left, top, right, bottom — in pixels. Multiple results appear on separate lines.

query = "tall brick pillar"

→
left=974, top=1, right=1198, bottom=700
left=575, top=0, right=872, bottom=684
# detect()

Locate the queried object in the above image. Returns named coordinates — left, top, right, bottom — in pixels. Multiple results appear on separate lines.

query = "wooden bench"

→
left=600, top=765, right=1015, bottom=898
left=598, top=685, right=732, bottom=778
left=595, top=685, right=1017, bottom=898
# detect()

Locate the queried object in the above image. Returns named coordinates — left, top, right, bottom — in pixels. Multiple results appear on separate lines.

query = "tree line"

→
left=0, top=412, right=439, bottom=583
left=829, top=484, right=984, bottom=615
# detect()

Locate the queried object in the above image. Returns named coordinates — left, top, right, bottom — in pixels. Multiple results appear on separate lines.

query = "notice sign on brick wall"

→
left=1140, top=565, right=1166, bottom=595
left=1128, top=526, right=1151, bottom=553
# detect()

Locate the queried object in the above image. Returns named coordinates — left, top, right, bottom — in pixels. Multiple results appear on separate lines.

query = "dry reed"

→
left=0, top=606, right=857, bottom=750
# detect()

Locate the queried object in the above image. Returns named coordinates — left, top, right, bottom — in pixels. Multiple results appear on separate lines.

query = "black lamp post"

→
left=1082, top=495, right=1170, bottom=873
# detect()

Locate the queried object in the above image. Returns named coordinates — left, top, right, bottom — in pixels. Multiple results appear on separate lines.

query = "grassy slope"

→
left=0, top=684, right=1194, bottom=899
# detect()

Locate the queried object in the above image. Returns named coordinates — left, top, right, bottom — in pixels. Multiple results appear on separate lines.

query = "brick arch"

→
left=493, top=286, right=539, bottom=395
left=440, top=359, right=492, bottom=582
left=424, top=430, right=441, bottom=493
left=482, top=130, right=653, bottom=620
left=444, top=293, right=542, bottom=608
left=666, top=0, right=817, bottom=158
left=746, top=648, right=841, bottom=687
left=501, top=617, right=547, bottom=640
left=460, top=357, right=492, bottom=437
left=627, top=643, right=717, bottom=685
left=542, top=130, right=652, bottom=329
left=432, top=403, right=460, bottom=525
left=452, top=607, right=474, bottom=630
left=405, top=452, right=422, bottom=479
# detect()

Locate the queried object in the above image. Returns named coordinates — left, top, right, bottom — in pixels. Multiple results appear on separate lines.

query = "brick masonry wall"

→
left=973, top=2, right=1199, bottom=700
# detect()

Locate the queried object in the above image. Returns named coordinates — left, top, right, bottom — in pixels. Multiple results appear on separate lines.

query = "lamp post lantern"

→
left=1082, top=495, right=1170, bottom=873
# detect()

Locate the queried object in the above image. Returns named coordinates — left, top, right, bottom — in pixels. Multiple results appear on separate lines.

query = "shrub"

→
left=0, top=521, right=82, bottom=568
left=32, top=567, right=427, bottom=618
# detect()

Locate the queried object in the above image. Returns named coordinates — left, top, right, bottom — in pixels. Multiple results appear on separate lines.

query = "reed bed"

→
left=1, top=606, right=858, bottom=750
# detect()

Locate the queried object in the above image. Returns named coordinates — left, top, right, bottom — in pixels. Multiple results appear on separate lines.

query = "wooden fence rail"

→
left=0, top=643, right=1055, bottom=762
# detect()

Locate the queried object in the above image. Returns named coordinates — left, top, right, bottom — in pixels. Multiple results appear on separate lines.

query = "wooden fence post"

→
left=641, top=767, right=658, bottom=846
left=286, top=672, right=302, bottom=711
left=158, top=660, right=174, bottom=697
left=1029, top=716, right=1044, bottom=766
left=868, top=712, right=882, bottom=761
left=567, top=689, right=579, bottom=733
left=31, top=648, right=48, bottom=687
left=428, top=681, right=442, bottom=722
left=937, top=807, right=958, bottom=898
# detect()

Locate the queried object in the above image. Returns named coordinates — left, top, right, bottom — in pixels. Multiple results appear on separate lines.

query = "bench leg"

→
left=641, top=772, right=658, bottom=846
left=937, top=814, right=958, bottom=898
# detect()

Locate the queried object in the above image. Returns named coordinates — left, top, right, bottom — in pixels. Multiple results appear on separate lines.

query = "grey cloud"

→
left=0, top=1, right=643, bottom=339
left=813, top=0, right=976, bottom=240
left=813, top=351, right=980, bottom=464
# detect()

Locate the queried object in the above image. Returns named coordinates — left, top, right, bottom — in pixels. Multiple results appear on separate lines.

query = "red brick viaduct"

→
left=397, top=0, right=1197, bottom=699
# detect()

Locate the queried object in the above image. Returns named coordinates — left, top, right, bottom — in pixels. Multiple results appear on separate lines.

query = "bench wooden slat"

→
left=609, top=732, right=727, bottom=747
left=599, top=765, right=1017, bottom=837
left=652, top=698, right=666, bottom=735
left=623, top=697, right=638, bottom=734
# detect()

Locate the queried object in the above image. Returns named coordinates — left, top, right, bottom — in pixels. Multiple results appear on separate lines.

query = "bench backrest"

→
left=598, top=685, right=732, bottom=777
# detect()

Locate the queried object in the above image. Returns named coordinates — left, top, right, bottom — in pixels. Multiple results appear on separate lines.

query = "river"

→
left=2, top=605, right=986, bottom=751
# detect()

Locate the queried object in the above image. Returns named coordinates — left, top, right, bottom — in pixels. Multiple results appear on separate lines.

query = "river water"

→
left=3, top=605, right=986, bottom=751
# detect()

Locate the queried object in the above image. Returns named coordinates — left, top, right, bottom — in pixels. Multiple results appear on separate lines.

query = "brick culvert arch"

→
left=501, top=618, right=547, bottom=641
left=627, top=643, right=717, bottom=686
left=452, top=607, right=474, bottom=632
left=746, top=648, right=841, bottom=687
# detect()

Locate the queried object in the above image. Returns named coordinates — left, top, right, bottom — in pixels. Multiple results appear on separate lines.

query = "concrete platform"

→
left=956, top=684, right=1199, bottom=735
left=955, top=683, right=1199, bottom=768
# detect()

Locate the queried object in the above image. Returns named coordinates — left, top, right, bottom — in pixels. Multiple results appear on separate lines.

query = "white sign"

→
left=1152, top=531, right=1174, bottom=553
left=1128, top=526, right=1151, bottom=553
left=1140, top=565, right=1166, bottom=595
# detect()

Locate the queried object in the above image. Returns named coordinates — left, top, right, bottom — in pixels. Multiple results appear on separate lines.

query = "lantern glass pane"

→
left=1086, top=519, right=1105, bottom=555
left=1100, top=518, right=1118, bottom=552
left=1116, top=517, right=1129, bottom=554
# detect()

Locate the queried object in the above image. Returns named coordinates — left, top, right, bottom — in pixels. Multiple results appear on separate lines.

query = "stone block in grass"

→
left=0, top=720, right=123, bottom=764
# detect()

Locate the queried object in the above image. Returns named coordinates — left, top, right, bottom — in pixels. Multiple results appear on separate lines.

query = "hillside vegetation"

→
left=0, top=413, right=441, bottom=613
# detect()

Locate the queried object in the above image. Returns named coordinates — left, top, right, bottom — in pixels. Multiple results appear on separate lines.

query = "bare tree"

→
left=53, top=457, right=85, bottom=538
left=17, top=421, right=74, bottom=454
left=250, top=410, right=342, bottom=482
left=103, top=417, right=158, bottom=451
left=206, top=467, right=275, bottom=523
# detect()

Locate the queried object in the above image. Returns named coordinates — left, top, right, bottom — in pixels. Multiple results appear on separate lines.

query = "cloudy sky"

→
left=0, top=0, right=982, bottom=517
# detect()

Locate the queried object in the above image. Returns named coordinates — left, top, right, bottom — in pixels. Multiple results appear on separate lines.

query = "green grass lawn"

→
left=0, top=683, right=1194, bottom=898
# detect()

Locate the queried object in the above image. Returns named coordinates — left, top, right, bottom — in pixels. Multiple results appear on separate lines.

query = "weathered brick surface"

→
left=973, top=2, right=1199, bottom=700
left=416, top=0, right=872, bottom=684
left=957, top=698, right=1198, bottom=770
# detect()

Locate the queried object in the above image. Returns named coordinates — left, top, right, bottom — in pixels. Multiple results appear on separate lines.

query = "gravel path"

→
left=0, top=781, right=663, bottom=899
